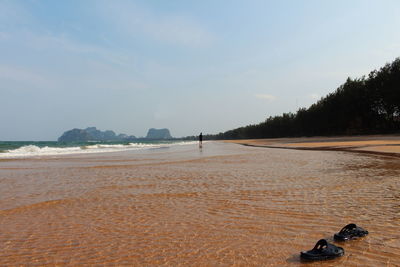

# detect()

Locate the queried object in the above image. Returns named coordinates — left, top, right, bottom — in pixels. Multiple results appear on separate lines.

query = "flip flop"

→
left=300, top=239, right=344, bottom=261
left=334, top=223, right=368, bottom=241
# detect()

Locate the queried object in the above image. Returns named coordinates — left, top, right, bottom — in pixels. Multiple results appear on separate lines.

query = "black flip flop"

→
left=300, top=239, right=344, bottom=261
left=334, top=223, right=368, bottom=241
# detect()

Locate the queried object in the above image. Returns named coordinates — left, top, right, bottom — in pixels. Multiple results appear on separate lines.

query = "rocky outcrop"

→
left=58, top=127, right=174, bottom=142
left=145, top=128, right=172, bottom=139
left=58, top=127, right=136, bottom=142
left=85, top=127, right=119, bottom=141
left=57, top=128, right=93, bottom=142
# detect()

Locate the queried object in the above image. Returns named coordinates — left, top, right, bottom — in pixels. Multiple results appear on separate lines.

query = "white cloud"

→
left=9, top=29, right=136, bottom=70
left=96, top=1, right=214, bottom=47
left=0, top=31, right=10, bottom=40
left=0, top=31, right=148, bottom=93
left=25, top=32, right=101, bottom=53
left=0, top=0, right=31, bottom=25
left=255, top=94, right=276, bottom=101
left=0, top=64, right=51, bottom=89
left=309, top=93, right=320, bottom=100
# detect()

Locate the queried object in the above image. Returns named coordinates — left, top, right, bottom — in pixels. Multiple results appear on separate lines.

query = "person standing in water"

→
left=199, top=132, right=203, bottom=148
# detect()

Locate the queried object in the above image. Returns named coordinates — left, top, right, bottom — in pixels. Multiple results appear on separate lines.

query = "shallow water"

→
left=1, top=142, right=399, bottom=266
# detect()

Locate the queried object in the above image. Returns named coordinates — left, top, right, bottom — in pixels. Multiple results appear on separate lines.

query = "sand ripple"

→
left=1, top=143, right=400, bottom=266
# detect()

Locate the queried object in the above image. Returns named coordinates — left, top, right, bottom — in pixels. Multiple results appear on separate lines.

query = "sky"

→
left=1, top=0, right=400, bottom=140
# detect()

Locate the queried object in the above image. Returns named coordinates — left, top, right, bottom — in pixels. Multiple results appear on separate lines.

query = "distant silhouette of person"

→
left=199, top=132, right=203, bottom=148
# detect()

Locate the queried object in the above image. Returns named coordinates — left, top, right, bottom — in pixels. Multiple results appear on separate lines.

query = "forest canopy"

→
left=208, top=57, right=400, bottom=140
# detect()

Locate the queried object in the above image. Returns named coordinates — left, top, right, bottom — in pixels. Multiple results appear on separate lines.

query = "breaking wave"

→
left=0, top=141, right=197, bottom=158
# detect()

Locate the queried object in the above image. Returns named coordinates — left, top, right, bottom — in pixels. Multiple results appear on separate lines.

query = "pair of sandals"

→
left=300, top=223, right=368, bottom=261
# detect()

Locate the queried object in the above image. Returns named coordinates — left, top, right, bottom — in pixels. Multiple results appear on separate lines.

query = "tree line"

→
left=203, top=57, right=400, bottom=140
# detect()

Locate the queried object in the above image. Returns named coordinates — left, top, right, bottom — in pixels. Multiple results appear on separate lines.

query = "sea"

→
left=1, top=141, right=400, bottom=265
left=0, top=140, right=196, bottom=158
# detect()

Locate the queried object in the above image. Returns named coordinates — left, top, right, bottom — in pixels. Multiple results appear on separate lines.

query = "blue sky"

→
left=1, top=0, right=400, bottom=140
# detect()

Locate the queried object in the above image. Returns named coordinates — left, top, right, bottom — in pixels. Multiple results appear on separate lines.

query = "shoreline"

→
left=1, top=141, right=400, bottom=265
left=224, top=134, right=400, bottom=158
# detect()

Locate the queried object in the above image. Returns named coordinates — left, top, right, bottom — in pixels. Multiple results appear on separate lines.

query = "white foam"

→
left=0, top=141, right=197, bottom=158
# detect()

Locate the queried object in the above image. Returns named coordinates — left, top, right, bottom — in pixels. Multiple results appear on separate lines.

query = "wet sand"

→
left=1, top=141, right=400, bottom=266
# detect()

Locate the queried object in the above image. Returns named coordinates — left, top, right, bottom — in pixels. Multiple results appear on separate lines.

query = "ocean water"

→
left=0, top=140, right=196, bottom=158
left=1, top=142, right=399, bottom=265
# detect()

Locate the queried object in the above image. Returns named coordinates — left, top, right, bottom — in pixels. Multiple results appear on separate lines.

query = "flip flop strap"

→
left=313, top=239, right=328, bottom=250
left=339, top=223, right=357, bottom=233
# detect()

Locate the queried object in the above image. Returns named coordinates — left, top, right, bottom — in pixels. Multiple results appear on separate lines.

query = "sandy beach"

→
left=226, top=135, right=400, bottom=157
left=1, top=140, right=400, bottom=266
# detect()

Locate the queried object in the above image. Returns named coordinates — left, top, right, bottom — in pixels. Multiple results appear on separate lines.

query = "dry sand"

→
left=226, top=135, right=400, bottom=157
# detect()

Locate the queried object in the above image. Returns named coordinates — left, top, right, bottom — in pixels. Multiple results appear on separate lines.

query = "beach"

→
left=1, top=139, right=400, bottom=266
left=226, top=135, right=400, bottom=156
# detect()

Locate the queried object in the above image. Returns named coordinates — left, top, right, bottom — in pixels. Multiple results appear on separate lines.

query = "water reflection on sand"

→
left=0, top=142, right=399, bottom=266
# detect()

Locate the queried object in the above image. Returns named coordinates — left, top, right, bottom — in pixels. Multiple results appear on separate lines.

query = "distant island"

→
left=58, top=127, right=173, bottom=142
left=145, top=128, right=172, bottom=140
